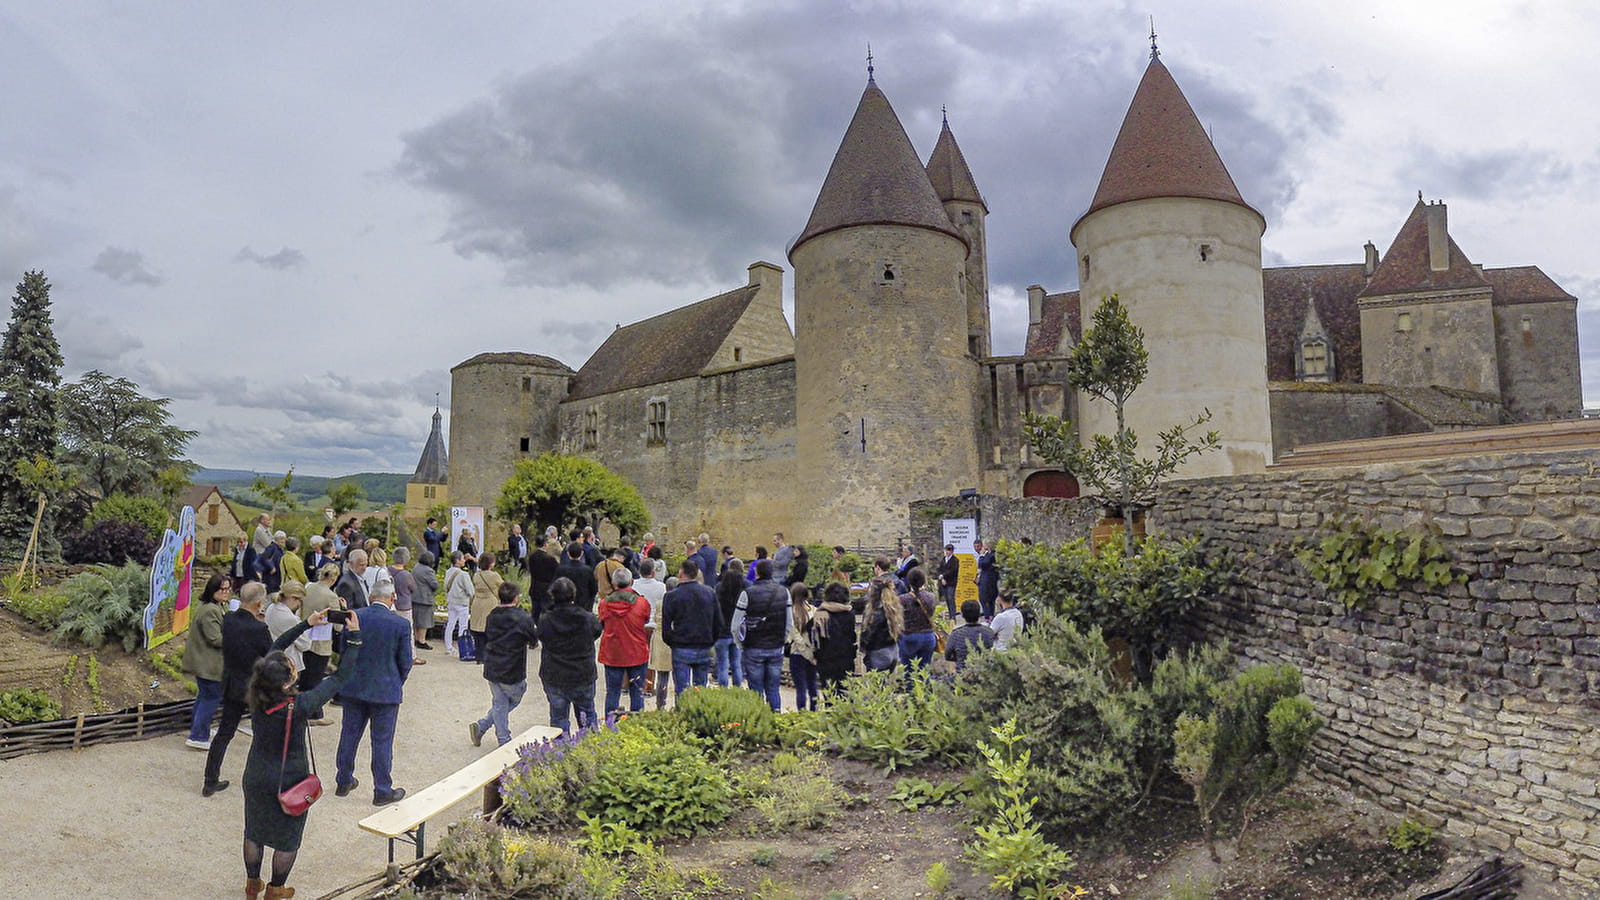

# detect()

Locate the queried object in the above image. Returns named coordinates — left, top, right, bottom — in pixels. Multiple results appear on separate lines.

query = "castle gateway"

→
left=444, top=52, right=1581, bottom=547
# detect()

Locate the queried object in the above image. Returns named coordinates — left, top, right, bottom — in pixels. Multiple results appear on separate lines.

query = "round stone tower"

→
left=447, top=351, right=574, bottom=510
left=790, top=75, right=984, bottom=546
left=1069, top=53, right=1273, bottom=475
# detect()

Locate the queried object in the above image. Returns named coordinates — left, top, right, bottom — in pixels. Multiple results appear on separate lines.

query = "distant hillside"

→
left=197, top=469, right=410, bottom=507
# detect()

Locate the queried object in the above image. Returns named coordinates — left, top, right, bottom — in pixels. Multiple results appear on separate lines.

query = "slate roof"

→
left=451, top=351, right=574, bottom=373
left=1483, top=266, right=1577, bottom=306
left=791, top=79, right=965, bottom=257
left=1263, top=264, right=1368, bottom=383
left=1359, top=200, right=1489, bottom=297
left=925, top=118, right=986, bottom=211
left=410, top=409, right=449, bottom=484
left=1074, top=58, right=1259, bottom=234
left=566, top=284, right=762, bottom=401
left=1024, top=291, right=1080, bottom=357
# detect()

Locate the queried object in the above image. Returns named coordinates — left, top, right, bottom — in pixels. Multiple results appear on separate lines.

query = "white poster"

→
left=450, top=506, right=485, bottom=556
left=941, top=518, right=977, bottom=555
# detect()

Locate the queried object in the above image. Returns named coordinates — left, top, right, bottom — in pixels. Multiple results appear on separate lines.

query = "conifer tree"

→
left=0, top=271, right=65, bottom=563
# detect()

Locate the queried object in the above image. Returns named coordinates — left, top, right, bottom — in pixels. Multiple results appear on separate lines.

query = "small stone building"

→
left=446, top=47, right=1583, bottom=547
left=176, top=485, right=245, bottom=557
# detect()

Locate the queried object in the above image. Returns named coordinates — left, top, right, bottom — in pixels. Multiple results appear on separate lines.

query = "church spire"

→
left=789, top=75, right=965, bottom=259
left=410, top=407, right=449, bottom=485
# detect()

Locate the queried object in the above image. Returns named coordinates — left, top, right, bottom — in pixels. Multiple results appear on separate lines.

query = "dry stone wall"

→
left=913, top=447, right=1600, bottom=886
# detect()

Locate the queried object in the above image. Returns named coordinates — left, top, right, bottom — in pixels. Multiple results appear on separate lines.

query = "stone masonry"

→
left=913, top=446, right=1600, bottom=886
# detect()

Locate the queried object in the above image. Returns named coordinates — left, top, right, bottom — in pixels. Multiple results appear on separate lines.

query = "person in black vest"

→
left=729, top=558, right=790, bottom=711
left=525, top=535, right=560, bottom=621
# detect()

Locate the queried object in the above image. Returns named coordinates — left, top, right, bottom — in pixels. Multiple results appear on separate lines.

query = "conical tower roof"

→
left=1073, top=57, right=1260, bottom=236
left=925, top=116, right=986, bottom=211
left=410, top=408, right=448, bottom=484
left=790, top=78, right=966, bottom=259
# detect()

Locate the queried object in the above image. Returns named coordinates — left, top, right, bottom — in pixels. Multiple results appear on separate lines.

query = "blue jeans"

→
left=476, top=680, right=527, bottom=746
left=335, top=698, right=399, bottom=797
left=790, top=655, right=819, bottom=711
left=742, top=646, right=785, bottom=711
left=714, top=636, right=743, bottom=687
left=671, top=647, right=714, bottom=695
left=544, top=682, right=596, bottom=736
left=603, top=664, right=646, bottom=714
left=188, top=677, right=222, bottom=742
left=899, top=631, right=937, bottom=674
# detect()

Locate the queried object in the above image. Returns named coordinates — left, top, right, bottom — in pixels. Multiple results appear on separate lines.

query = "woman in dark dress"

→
left=785, top=545, right=810, bottom=587
left=240, top=608, right=361, bottom=900
left=810, top=582, right=857, bottom=699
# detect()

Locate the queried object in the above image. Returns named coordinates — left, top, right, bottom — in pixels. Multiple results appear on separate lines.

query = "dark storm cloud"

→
left=235, top=245, right=307, bottom=270
left=90, top=245, right=162, bottom=286
left=398, top=2, right=1307, bottom=303
left=1403, top=145, right=1575, bottom=201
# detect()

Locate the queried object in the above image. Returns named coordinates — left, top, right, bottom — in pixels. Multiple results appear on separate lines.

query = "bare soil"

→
left=0, top=607, right=193, bottom=716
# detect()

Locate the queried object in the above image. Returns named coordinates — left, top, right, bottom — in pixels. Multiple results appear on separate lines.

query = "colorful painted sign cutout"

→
left=146, top=505, right=196, bottom=649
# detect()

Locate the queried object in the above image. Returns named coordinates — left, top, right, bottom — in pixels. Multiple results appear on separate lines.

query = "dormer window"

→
left=1302, top=342, right=1327, bottom=378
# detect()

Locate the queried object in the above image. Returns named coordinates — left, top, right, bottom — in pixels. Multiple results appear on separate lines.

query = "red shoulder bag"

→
left=267, top=697, right=323, bottom=816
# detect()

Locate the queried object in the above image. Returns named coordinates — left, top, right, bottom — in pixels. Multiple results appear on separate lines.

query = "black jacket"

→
left=937, top=553, right=961, bottom=588
left=220, top=609, right=274, bottom=702
left=555, top=559, right=599, bottom=610
left=810, top=602, right=857, bottom=678
left=536, top=603, right=602, bottom=687
left=527, top=549, right=560, bottom=605
left=482, top=605, right=538, bottom=685
left=661, top=582, right=722, bottom=649
left=735, top=579, right=790, bottom=650
left=785, top=556, right=809, bottom=587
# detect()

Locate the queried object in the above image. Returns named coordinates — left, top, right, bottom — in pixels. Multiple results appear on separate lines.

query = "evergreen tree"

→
left=0, top=271, right=65, bottom=563
left=59, top=369, right=196, bottom=500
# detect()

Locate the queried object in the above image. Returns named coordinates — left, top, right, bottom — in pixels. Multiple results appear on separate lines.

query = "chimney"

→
left=1425, top=201, right=1449, bottom=272
left=1363, top=241, right=1378, bottom=277
left=747, top=260, right=784, bottom=301
left=1027, top=284, right=1046, bottom=326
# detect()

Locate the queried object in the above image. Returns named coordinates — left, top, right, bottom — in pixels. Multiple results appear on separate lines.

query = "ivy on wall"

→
left=1295, top=519, right=1461, bottom=614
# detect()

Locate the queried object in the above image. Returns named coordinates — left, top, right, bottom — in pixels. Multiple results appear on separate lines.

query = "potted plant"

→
left=1023, top=294, right=1220, bottom=555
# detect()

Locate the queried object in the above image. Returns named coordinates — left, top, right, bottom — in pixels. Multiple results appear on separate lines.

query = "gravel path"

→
left=0, top=643, right=617, bottom=898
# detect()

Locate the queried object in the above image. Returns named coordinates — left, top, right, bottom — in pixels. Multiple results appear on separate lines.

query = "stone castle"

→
left=436, top=50, right=1582, bottom=547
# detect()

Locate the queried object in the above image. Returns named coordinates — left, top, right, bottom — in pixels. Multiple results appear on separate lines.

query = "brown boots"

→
left=245, top=878, right=265, bottom=898
left=264, top=886, right=295, bottom=900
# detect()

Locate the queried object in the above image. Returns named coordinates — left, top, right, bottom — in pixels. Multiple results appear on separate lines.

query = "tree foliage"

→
left=0, top=271, right=65, bottom=564
left=1022, top=294, right=1220, bottom=553
left=326, top=480, right=365, bottom=517
left=58, top=369, right=195, bottom=501
left=497, top=453, right=649, bottom=538
left=251, top=466, right=298, bottom=515
left=84, top=493, right=169, bottom=540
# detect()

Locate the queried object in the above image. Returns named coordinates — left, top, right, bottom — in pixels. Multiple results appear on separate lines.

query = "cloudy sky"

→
left=3, top=1, right=1596, bottom=475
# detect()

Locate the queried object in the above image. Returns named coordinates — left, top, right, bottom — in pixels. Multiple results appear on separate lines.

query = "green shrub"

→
left=747, top=753, right=850, bottom=831
left=582, top=733, right=731, bottom=838
left=1173, top=664, right=1323, bottom=862
left=750, top=846, right=779, bottom=867
left=803, top=543, right=868, bottom=587
left=889, top=775, right=969, bottom=811
left=967, top=718, right=1076, bottom=897
left=675, top=685, right=779, bottom=748
left=0, top=687, right=61, bottom=724
left=956, top=613, right=1144, bottom=833
left=925, top=861, right=953, bottom=894
left=84, top=494, right=169, bottom=540
left=436, top=819, right=597, bottom=899
left=1137, top=642, right=1236, bottom=792
left=997, top=535, right=1222, bottom=677
left=53, top=562, right=150, bottom=651
left=809, top=669, right=966, bottom=772
left=1388, top=818, right=1435, bottom=853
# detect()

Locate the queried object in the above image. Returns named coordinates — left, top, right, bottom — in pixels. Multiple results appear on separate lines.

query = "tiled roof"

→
left=1263, top=264, right=1368, bottom=382
left=791, top=79, right=965, bottom=257
left=1074, top=58, right=1259, bottom=233
left=566, top=284, right=761, bottom=401
left=176, top=484, right=218, bottom=511
left=925, top=119, right=986, bottom=210
left=451, top=351, right=574, bottom=373
left=1484, top=266, right=1577, bottom=306
left=1359, top=201, right=1488, bottom=297
left=410, top=409, right=449, bottom=484
left=1024, top=291, right=1080, bottom=357
left=1384, top=386, right=1501, bottom=427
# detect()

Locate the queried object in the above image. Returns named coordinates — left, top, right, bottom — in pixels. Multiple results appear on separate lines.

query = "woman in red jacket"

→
left=598, top=566, right=652, bottom=715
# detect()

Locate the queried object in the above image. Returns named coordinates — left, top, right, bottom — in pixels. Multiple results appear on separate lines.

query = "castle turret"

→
left=1069, top=52, right=1273, bottom=474
left=790, top=74, right=983, bottom=544
left=405, top=407, right=450, bottom=516
left=448, top=352, right=574, bottom=510
left=926, top=113, right=991, bottom=357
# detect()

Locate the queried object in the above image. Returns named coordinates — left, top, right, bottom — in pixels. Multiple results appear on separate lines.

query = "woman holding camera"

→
left=240, top=607, right=361, bottom=900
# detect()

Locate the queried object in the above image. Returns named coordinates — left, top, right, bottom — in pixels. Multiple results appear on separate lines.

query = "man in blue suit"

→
left=334, top=579, right=413, bottom=805
left=974, top=539, right=999, bottom=622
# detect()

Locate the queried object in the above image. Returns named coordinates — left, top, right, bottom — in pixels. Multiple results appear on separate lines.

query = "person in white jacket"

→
left=263, top=581, right=312, bottom=670
left=443, top=551, right=475, bottom=656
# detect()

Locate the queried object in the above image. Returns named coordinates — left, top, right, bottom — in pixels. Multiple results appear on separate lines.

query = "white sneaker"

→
left=184, top=738, right=210, bottom=751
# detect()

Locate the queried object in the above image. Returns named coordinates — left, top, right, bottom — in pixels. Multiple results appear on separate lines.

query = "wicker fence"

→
left=0, top=698, right=195, bottom=760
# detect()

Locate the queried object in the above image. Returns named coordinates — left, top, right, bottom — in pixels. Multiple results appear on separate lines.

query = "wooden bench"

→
left=357, top=724, right=561, bottom=869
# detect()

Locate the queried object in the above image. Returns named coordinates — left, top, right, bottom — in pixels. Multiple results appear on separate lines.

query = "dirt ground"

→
left=0, top=607, right=195, bottom=717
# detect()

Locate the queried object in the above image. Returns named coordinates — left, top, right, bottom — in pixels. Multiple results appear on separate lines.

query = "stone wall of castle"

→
left=1267, top=384, right=1429, bottom=453
left=912, top=446, right=1600, bottom=886
left=448, top=358, right=572, bottom=511
left=1495, top=299, right=1584, bottom=422
left=1360, top=291, right=1501, bottom=397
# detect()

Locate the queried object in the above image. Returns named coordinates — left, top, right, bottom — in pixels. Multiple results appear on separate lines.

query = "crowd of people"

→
left=188, top=515, right=1026, bottom=899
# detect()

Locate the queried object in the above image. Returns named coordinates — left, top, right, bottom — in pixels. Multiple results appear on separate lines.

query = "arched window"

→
left=1023, top=470, right=1078, bottom=499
